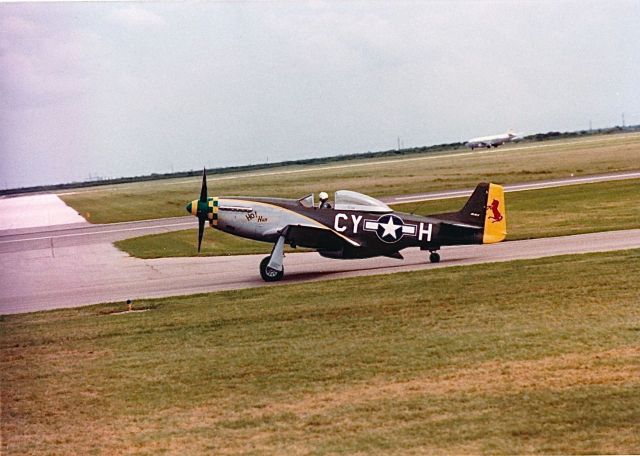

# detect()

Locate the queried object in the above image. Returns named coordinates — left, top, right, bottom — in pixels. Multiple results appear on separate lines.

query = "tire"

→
left=260, top=256, right=284, bottom=282
left=429, top=252, right=440, bottom=263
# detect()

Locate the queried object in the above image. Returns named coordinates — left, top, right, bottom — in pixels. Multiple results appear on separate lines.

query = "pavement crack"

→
left=144, top=263, right=161, bottom=274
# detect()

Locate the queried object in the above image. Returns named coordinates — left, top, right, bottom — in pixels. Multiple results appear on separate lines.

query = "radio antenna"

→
left=409, top=200, right=431, bottom=215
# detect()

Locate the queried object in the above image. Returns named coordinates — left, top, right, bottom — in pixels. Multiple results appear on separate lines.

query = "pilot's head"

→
left=319, top=191, right=328, bottom=202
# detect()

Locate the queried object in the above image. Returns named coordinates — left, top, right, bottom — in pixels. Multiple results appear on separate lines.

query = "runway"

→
left=386, top=170, right=640, bottom=204
left=1, top=229, right=639, bottom=314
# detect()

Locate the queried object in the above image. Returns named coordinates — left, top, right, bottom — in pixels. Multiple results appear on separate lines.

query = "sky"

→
left=1, top=1, right=639, bottom=189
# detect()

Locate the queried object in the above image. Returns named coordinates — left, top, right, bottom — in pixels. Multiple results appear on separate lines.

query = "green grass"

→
left=115, top=179, right=640, bottom=258
left=60, top=133, right=640, bottom=223
left=2, top=250, right=639, bottom=454
left=115, top=226, right=301, bottom=258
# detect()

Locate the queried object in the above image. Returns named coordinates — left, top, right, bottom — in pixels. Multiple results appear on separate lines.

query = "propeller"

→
left=200, top=167, right=208, bottom=202
left=198, top=216, right=206, bottom=253
left=197, top=168, right=208, bottom=253
left=185, top=168, right=210, bottom=253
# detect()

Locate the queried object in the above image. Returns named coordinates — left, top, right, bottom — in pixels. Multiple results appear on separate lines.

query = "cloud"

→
left=0, top=13, right=110, bottom=111
left=0, top=15, right=40, bottom=36
left=109, top=6, right=165, bottom=28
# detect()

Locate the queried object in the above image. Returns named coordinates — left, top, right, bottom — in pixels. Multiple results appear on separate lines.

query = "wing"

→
left=284, top=223, right=360, bottom=250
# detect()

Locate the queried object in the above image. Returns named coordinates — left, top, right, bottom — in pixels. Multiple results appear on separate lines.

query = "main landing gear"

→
left=260, top=256, right=284, bottom=282
left=260, top=234, right=286, bottom=282
left=429, top=251, right=440, bottom=263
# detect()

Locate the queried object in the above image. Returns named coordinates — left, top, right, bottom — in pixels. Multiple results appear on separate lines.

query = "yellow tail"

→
left=483, top=183, right=507, bottom=244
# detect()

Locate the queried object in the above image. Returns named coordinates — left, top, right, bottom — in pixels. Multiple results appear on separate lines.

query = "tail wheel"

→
left=429, top=252, right=440, bottom=263
left=260, top=256, right=284, bottom=282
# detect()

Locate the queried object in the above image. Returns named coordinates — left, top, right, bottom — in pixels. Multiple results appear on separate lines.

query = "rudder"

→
left=482, top=183, right=507, bottom=243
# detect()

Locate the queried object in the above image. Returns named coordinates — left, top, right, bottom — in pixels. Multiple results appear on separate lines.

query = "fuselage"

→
left=205, top=196, right=483, bottom=259
left=466, top=132, right=519, bottom=149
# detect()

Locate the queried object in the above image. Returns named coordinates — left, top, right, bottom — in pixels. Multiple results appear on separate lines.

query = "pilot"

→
left=319, top=191, right=332, bottom=209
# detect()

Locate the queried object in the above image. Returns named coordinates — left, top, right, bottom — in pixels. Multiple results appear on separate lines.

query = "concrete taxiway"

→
left=0, top=193, right=87, bottom=230
left=1, top=229, right=639, bottom=314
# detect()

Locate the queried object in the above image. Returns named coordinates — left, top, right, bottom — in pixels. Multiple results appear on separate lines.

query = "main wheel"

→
left=260, top=256, right=284, bottom=282
left=429, top=252, right=440, bottom=263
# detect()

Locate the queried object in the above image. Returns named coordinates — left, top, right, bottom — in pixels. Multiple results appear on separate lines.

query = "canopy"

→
left=333, top=190, right=392, bottom=213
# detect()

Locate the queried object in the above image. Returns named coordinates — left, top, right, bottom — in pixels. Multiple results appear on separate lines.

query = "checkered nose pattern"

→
left=208, top=198, right=219, bottom=225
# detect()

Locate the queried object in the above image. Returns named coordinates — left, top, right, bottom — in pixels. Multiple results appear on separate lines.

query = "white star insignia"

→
left=379, top=217, right=400, bottom=239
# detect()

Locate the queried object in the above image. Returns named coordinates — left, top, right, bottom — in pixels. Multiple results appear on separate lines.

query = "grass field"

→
left=60, top=133, right=640, bottom=223
left=115, top=179, right=640, bottom=258
left=2, top=250, right=639, bottom=454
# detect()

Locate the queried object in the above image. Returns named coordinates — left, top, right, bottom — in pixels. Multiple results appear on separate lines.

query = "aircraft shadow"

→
left=282, top=256, right=474, bottom=282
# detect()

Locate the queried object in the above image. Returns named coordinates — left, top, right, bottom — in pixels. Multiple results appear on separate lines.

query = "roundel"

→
left=375, top=214, right=405, bottom=243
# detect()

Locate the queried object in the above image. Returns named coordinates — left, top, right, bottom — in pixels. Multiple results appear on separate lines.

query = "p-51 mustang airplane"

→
left=186, top=170, right=506, bottom=281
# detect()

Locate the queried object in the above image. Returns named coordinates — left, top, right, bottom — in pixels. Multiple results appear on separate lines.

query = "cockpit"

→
left=296, top=191, right=392, bottom=213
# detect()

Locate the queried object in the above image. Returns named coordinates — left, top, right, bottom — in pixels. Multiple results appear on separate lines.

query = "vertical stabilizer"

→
left=430, top=182, right=507, bottom=244
left=482, top=184, right=507, bottom=243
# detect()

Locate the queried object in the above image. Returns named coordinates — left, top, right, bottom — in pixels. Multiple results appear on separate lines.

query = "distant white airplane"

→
left=465, top=130, right=523, bottom=149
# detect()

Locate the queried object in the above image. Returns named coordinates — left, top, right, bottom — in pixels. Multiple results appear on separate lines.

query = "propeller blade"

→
left=200, top=168, right=208, bottom=202
left=197, top=217, right=205, bottom=253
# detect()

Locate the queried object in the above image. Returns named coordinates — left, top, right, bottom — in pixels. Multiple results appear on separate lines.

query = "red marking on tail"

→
left=487, top=199, right=503, bottom=223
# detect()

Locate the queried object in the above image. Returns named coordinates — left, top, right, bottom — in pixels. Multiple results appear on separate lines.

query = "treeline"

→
left=523, top=125, right=634, bottom=142
left=2, top=124, right=638, bottom=196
